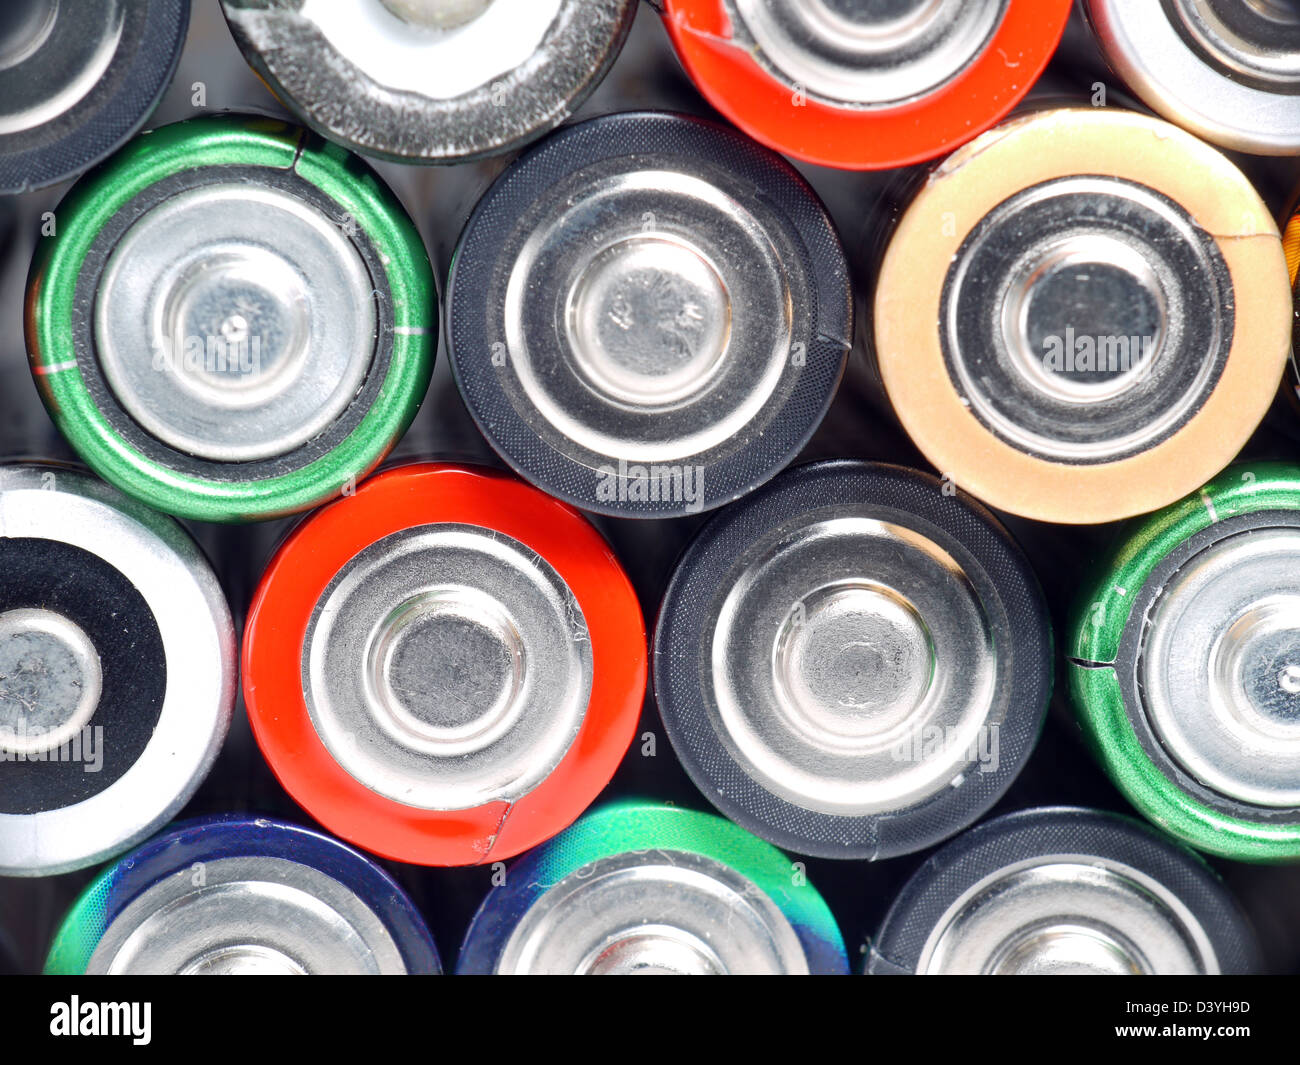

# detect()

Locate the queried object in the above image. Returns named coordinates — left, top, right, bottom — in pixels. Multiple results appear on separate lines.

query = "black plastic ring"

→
left=866, top=806, right=1260, bottom=975
left=0, top=1, right=188, bottom=195
left=0, top=538, right=165, bottom=815
left=653, top=460, right=1052, bottom=860
left=447, top=110, right=852, bottom=518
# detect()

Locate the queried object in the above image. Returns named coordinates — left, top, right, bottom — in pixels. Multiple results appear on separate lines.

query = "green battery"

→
left=1069, top=462, right=1300, bottom=861
left=25, top=115, right=436, bottom=523
left=456, top=801, right=850, bottom=974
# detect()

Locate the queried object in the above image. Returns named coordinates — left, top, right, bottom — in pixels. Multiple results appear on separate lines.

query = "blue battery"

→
left=45, top=815, right=440, bottom=975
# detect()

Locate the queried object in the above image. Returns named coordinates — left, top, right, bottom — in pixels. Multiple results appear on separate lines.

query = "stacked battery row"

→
left=1, top=0, right=1299, bottom=976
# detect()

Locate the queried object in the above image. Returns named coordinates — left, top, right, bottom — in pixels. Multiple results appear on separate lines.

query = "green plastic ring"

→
left=25, top=114, right=436, bottom=523
left=1068, top=461, right=1300, bottom=862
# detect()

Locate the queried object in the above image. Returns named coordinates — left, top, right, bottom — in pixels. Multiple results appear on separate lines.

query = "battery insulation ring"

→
left=1068, top=462, right=1300, bottom=861
left=44, top=815, right=441, bottom=975
left=242, top=463, right=646, bottom=867
left=456, top=801, right=848, bottom=974
left=0, top=538, right=165, bottom=816
left=0, top=464, right=234, bottom=877
left=1084, top=0, right=1300, bottom=157
left=653, top=460, right=1051, bottom=861
left=25, top=115, right=436, bottom=524
left=221, top=0, right=637, bottom=163
left=64, top=166, right=396, bottom=484
left=447, top=110, right=852, bottom=518
left=661, top=0, right=1071, bottom=170
left=866, top=807, right=1259, bottom=975
left=0, top=0, right=188, bottom=194
left=874, top=108, right=1291, bottom=524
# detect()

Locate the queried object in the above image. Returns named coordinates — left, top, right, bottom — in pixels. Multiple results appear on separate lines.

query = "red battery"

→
left=661, top=0, right=1072, bottom=170
left=242, top=463, right=646, bottom=866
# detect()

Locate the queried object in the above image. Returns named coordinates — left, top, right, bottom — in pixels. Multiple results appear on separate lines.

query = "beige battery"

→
left=874, top=107, right=1292, bottom=524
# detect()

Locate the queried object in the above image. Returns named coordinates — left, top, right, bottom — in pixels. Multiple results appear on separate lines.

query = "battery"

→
left=873, top=106, right=1293, bottom=525
left=660, top=0, right=1071, bottom=170
left=242, top=462, right=646, bottom=867
left=0, top=464, right=235, bottom=877
left=25, top=114, right=436, bottom=524
left=1085, top=0, right=1300, bottom=156
left=447, top=110, right=852, bottom=518
left=1286, top=199, right=1300, bottom=417
left=866, top=807, right=1259, bottom=975
left=1069, top=462, right=1300, bottom=863
left=653, top=460, right=1052, bottom=861
left=44, top=815, right=441, bottom=974
left=456, top=800, right=847, bottom=974
left=220, top=0, right=637, bottom=164
left=1288, top=199, right=1300, bottom=285
left=0, top=0, right=187, bottom=195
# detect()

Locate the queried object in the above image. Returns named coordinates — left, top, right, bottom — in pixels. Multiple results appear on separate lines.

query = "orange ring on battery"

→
left=1284, top=212, right=1300, bottom=285
left=241, top=463, right=646, bottom=866
left=661, top=0, right=1072, bottom=170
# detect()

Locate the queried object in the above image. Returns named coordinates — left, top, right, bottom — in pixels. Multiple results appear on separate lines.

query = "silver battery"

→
left=725, top=0, right=1008, bottom=108
left=481, top=159, right=827, bottom=487
left=301, top=523, right=593, bottom=810
left=916, top=855, right=1220, bottom=975
left=940, top=174, right=1231, bottom=465
left=220, top=0, right=637, bottom=162
left=495, top=849, right=809, bottom=975
left=1087, top=0, right=1300, bottom=155
left=704, top=506, right=1004, bottom=818
left=94, top=181, right=377, bottom=463
left=0, top=465, right=236, bottom=876
left=507, top=167, right=801, bottom=467
left=1141, top=527, right=1300, bottom=809
left=0, top=0, right=123, bottom=138
left=0, top=0, right=188, bottom=195
left=0, top=608, right=102, bottom=756
left=85, top=855, right=410, bottom=975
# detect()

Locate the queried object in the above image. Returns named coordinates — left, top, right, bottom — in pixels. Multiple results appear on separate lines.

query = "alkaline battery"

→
left=1287, top=197, right=1300, bottom=410
left=0, top=464, right=235, bottom=877
left=867, top=807, right=1259, bottom=975
left=660, top=0, right=1070, bottom=170
left=457, top=801, right=848, bottom=975
left=25, top=114, right=436, bottom=523
left=220, top=0, right=636, bottom=164
left=1085, top=0, right=1300, bottom=156
left=447, top=110, right=852, bottom=518
left=242, top=463, right=646, bottom=866
left=653, top=460, right=1052, bottom=861
left=45, top=816, right=440, bottom=975
left=1069, top=463, right=1300, bottom=863
left=0, top=1, right=187, bottom=194
left=874, top=107, right=1293, bottom=524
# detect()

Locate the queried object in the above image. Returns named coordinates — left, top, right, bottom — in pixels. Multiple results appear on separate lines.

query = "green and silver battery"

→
left=1068, top=462, right=1300, bottom=862
left=457, top=801, right=849, bottom=974
left=25, top=114, right=436, bottom=523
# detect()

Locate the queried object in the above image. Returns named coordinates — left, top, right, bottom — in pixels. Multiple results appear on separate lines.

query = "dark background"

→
left=2, top=0, right=1299, bottom=975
